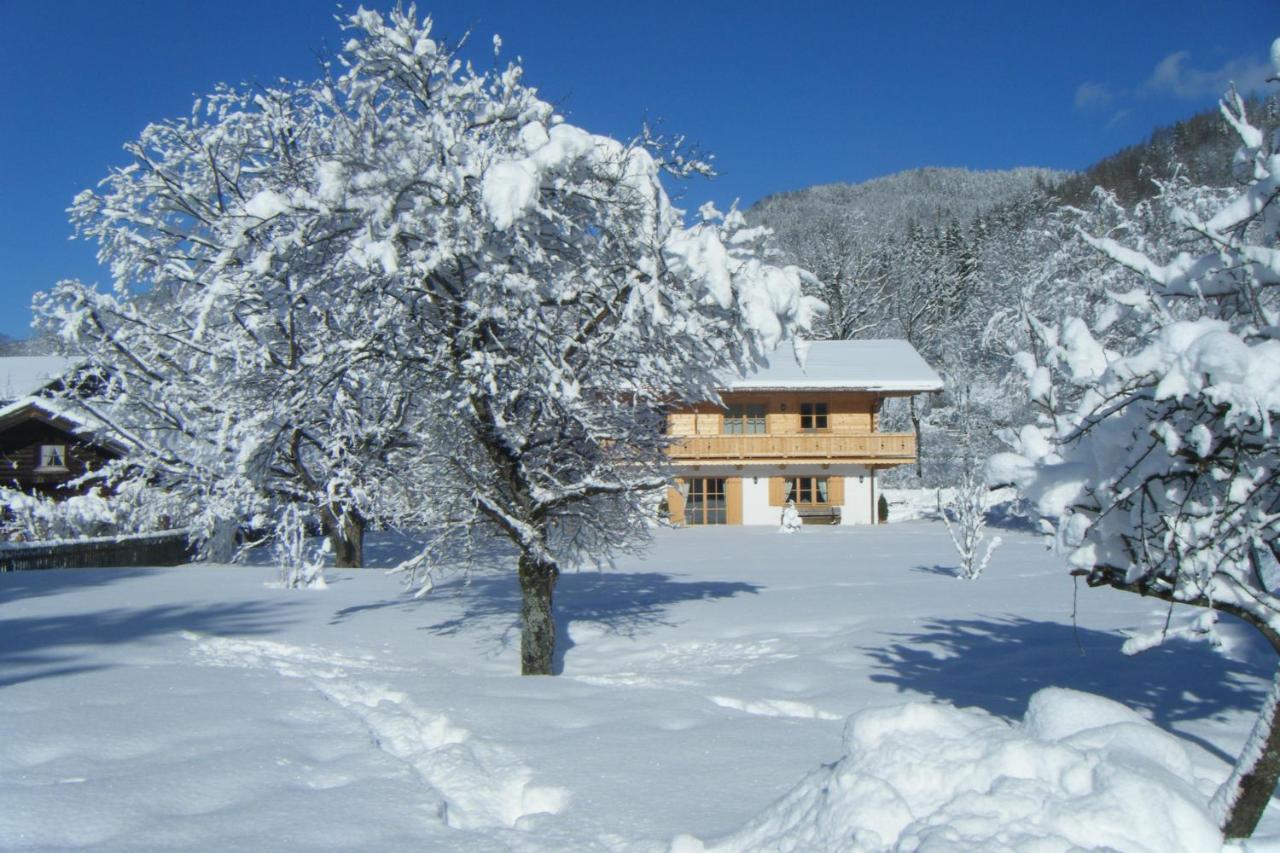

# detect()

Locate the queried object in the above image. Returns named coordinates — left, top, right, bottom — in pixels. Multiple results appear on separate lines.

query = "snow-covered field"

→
left=3, top=521, right=1277, bottom=851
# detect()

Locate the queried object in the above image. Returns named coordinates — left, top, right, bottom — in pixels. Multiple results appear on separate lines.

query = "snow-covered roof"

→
left=0, top=356, right=79, bottom=402
left=723, top=340, right=943, bottom=393
left=0, top=395, right=129, bottom=454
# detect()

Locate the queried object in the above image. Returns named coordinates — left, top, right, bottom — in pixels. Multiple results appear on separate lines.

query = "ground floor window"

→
left=684, top=477, right=727, bottom=525
left=784, top=476, right=829, bottom=505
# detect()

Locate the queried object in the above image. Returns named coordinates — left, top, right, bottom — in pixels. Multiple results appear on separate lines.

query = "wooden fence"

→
left=0, top=530, right=196, bottom=572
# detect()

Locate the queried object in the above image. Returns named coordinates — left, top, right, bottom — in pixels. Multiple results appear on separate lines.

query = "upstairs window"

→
left=800, top=402, right=828, bottom=431
left=724, top=403, right=766, bottom=435
left=38, top=444, right=68, bottom=471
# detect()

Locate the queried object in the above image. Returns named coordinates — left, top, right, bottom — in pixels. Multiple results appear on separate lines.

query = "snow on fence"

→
left=0, top=529, right=195, bottom=572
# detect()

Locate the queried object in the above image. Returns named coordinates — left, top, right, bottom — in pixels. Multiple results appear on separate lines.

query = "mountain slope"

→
left=749, top=166, right=1066, bottom=237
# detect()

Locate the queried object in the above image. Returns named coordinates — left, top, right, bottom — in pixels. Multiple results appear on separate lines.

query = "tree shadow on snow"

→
left=866, top=615, right=1272, bottom=762
left=983, top=499, right=1040, bottom=533
left=405, top=571, right=759, bottom=674
left=0, top=566, right=156, bottom=606
left=0, top=598, right=298, bottom=688
left=911, top=564, right=963, bottom=578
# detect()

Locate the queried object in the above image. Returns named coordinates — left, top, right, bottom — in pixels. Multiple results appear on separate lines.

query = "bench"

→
left=796, top=505, right=842, bottom=525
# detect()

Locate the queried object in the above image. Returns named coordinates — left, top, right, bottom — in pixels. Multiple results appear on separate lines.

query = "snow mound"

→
left=674, top=688, right=1220, bottom=853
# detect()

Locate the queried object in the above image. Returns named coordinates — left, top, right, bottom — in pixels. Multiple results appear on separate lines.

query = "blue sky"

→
left=1, top=0, right=1275, bottom=339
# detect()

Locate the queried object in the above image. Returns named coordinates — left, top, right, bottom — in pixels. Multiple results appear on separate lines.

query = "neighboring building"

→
left=0, top=357, right=124, bottom=498
left=0, top=356, right=79, bottom=404
left=664, top=340, right=942, bottom=526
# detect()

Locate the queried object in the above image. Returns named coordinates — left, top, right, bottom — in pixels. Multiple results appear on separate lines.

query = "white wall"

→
left=741, top=474, right=778, bottom=526
left=841, top=466, right=874, bottom=525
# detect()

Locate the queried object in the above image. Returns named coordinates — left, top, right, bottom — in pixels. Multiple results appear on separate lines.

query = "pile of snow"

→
left=880, top=486, right=1029, bottom=528
left=677, top=687, right=1221, bottom=852
left=879, top=488, right=944, bottom=523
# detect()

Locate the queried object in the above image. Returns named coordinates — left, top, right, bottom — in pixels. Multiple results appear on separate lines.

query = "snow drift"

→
left=675, top=687, right=1221, bottom=852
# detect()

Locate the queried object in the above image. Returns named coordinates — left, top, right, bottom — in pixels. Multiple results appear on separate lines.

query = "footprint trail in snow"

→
left=183, top=632, right=569, bottom=831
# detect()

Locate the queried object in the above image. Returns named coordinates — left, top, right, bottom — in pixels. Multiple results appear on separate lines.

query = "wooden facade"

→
left=665, top=391, right=913, bottom=465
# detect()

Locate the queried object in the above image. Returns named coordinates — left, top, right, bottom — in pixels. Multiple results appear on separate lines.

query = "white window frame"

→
left=37, top=444, right=68, bottom=471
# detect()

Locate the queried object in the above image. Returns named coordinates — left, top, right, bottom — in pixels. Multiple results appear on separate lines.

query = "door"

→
left=684, top=477, right=727, bottom=525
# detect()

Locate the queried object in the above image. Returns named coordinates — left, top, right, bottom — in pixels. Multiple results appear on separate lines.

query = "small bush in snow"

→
left=273, top=504, right=326, bottom=590
left=937, top=461, right=1002, bottom=580
left=1, top=478, right=183, bottom=544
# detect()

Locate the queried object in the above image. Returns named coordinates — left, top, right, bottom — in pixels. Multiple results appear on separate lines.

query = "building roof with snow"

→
left=0, top=356, right=80, bottom=403
left=722, top=340, right=943, bottom=393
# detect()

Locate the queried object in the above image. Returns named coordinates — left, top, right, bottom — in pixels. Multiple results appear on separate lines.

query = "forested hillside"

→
left=1054, top=92, right=1280, bottom=205
left=752, top=166, right=1065, bottom=237
left=747, top=94, right=1280, bottom=487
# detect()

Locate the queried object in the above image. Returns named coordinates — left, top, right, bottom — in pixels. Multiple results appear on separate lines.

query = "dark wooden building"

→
left=0, top=399, right=124, bottom=498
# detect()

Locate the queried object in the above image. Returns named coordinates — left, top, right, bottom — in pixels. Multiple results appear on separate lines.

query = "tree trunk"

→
left=909, top=394, right=923, bottom=482
left=1216, top=663, right=1280, bottom=838
left=321, top=506, right=365, bottom=568
left=200, top=517, right=240, bottom=563
left=518, top=552, right=559, bottom=676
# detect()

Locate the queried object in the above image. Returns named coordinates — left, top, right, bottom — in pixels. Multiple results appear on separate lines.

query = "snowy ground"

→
left=3, top=520, right=1278, bottom=851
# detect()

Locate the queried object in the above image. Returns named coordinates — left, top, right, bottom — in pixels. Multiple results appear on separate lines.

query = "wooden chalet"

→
left=665, top=340, right=942, bottom=526
left=0, top=357, right=124, bottom=498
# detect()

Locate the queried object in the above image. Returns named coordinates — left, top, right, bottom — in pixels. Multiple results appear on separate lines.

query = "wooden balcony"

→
left=667, top=431, right=917, bottom=465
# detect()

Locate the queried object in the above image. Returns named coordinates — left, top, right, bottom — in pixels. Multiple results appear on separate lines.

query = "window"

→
left=38, top=444, right=68, bottom=470
left=800, top=402, right=828, bottom=431
left=784, top=476, right=829, bottom=506
left=684, top=477, right=727, bottom=525
left=724, top=403, right=766, bottom=435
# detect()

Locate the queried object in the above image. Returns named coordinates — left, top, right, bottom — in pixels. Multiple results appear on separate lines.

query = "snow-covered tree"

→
left=40, top=8, right=819, bottom=673
left=990, top=51, right=1280, bottom=837
left=326, top=12, right=819, bottom=675
left=36, top=59, right=425, bottom=565
left=765, top=207, right=890, bottom=340
left=937, top=384, right=1001, bottom=580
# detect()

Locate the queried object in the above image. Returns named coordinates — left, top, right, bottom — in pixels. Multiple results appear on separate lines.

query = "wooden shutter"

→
left=828, top=475, right=844, bottom=505
left=667, top=482, right=686, bottom=525
left=768, top=476, right=784, bottom=506
left=726, top=477, right=743, bottom=525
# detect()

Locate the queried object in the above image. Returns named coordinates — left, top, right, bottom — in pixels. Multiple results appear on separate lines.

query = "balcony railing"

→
left=667, top=431, right=916, bottom=463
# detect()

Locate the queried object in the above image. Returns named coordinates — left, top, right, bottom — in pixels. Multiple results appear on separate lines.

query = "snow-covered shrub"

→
left=273, top=504, right=326, bottom=590
left=0, top=476, right=185, bottom=543
left=938, top=462, right=1002, bottom=580
left=1, top=487, right=117, bottom=542
left=676, top=688, right=1220, bottom=852
left=991, top=45, right=1280, bottom=837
